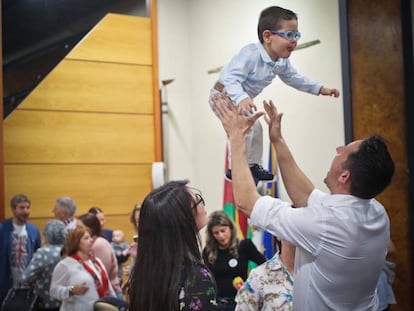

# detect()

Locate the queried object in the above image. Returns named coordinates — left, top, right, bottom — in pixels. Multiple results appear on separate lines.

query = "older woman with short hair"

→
left=22, top=219, right=67, bottom=311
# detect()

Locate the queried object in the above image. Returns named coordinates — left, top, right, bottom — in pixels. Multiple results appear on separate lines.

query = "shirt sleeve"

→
left=179, top=265, right=219, bottom=311
left=243, top=239, right=266, bottom=265
left=49, top=261, right=71, bottom=301
left=307, top=188, right=328, bottom=206
left=235, top=268, right=263, bottom=311
left=219, top=46, right=256, bottom=105
left=276, top=59, right=322, bottom=95
left=250, top=193, right=325, bottom=255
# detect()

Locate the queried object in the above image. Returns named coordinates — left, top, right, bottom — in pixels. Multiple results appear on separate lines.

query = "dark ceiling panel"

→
left=2, top=0, right=147, bottom=118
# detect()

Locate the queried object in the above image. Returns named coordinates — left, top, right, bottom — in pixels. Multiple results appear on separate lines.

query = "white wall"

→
left=157, top=0, right=344, bottom=215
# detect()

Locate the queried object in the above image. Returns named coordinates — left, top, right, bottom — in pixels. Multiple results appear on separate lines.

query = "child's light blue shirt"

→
left=218, top=42, right=322, bottom=105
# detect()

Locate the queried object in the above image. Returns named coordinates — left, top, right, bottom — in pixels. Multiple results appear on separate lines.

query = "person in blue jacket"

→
left=0, top=194, right=41, bottom=304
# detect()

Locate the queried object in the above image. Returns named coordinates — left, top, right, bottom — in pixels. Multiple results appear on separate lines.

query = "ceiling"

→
left=2, top=0, right=147, bottom=118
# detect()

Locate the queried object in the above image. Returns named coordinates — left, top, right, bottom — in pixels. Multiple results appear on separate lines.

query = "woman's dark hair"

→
left=257, top=6, right=298, bottom=43
left=78, top=213, right=103, bottom=237
left=342, top=135, right=395, bottom=199
left=204, top=210, right=239, bottom=265
left=128, top=180, right=202, bottom=311
left=88, top=206, right=103, bottom=215
left=130, top=203, right=141, bottom=233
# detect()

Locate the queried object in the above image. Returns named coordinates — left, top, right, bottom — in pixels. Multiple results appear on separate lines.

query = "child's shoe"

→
left=249, top=164, right=277, bottom=182
left=224, top=165, right=277, bottom=183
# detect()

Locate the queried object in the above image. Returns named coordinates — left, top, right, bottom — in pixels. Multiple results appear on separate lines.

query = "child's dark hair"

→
left=258, top=6, right=298, bottom=43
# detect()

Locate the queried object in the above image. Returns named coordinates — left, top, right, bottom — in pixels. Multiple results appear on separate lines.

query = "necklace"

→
left=280, top=262, right=294, bottom=286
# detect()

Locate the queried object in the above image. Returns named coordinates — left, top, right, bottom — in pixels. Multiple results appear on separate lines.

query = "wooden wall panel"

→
left=3, top=11, right=160, bottom=244
left=4, top=164, right=151, bottom=218
left=67, top=14, right=152, bottom=65
left=347, top=0, right=411, bottom=309
left=4, top=110, right=154, bottom=164
left=21, top=60, right=153, bottom=114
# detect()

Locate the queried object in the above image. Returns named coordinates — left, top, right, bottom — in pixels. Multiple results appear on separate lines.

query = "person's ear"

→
left=262, top=30, right=272, bottom=43
left=338, top=170, right=351, bottom=184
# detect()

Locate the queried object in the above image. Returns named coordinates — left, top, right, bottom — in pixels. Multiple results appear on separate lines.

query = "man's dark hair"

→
left=258, top=6, right=298, bottom=43
left=343, top=136, right=395, bottom=199
left=10, top=194, right=30, bottom=209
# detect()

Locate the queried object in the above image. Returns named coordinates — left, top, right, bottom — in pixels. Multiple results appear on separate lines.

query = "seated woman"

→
left=50, top=226, right=115, bottom=311
left=22, top=219, right=67, bottom=311
left=203, top=211, right=266, bottom=311
left=128, top=180, right=219, bottom=310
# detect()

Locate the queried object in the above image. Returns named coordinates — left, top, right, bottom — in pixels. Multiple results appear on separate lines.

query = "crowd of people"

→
left=0, top=4, right=398, bottom=311
left=0, top=195, right=138, bottom=311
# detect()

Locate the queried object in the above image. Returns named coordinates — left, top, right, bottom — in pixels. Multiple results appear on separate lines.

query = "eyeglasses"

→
left=193, top=193, right=205, bottom=209
left=270, top=30, right=301, bottom=41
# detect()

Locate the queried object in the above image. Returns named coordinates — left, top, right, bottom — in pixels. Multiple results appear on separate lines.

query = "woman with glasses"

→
left=128, top=180, right=218, bottom=311
left=203, top=211, right=266, bottom=311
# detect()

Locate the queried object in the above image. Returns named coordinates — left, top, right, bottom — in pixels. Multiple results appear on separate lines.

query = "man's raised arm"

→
left=212, top=94, right=262, bottom=217
left=263, top=100, right=314, bottom=207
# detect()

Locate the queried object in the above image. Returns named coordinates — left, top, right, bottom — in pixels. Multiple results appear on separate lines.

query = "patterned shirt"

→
left=22, top=245, right=63, bottom=309
left=235, top=253, right=293, bottom=311
left=178, top=263, right=219, bottom=311
left=10, top=224, right=29, bottom=286
left=218, top=42, right=322, bottom=105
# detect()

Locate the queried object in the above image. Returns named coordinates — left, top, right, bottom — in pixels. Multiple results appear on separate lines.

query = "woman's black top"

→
left=203, top=239, right=266, bottom=298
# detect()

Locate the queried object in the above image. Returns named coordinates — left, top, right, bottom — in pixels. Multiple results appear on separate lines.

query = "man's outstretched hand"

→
left=212, top=93, right=264, bottom=138
left=263, top=99, right=284, bottom=144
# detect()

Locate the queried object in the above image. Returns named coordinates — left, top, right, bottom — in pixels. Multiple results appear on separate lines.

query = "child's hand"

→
left=238, top=98, right=257, bottom=118
left=319, top=87, right=340, bottom=98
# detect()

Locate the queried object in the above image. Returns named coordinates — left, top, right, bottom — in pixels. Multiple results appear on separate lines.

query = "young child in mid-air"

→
left=209, top=6, right=340, bottom=183
left=110, top=229, right=130, bottom=284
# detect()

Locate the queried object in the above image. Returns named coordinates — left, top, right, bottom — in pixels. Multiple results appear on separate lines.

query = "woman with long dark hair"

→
left=203, top=211, right=266, bottom=311
left=128, top=180, right=218, bottom=311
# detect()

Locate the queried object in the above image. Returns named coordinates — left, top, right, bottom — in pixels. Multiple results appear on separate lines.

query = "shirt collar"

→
left=256, top=42, right=274, bottom=64
left=63, top=217, right=75, bottom=226
left=256, top=41, right=285, bottom=66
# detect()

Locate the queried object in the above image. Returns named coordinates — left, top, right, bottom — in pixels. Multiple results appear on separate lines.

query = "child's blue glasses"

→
left=270, top=30, right=301, bottom=41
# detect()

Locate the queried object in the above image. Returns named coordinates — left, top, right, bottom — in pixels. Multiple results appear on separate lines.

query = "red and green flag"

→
left=223, top=145, right=252, bottom=239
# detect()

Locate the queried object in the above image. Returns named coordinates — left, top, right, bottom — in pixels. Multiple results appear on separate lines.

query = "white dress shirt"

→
left=250, top=189, right=389, bottom=311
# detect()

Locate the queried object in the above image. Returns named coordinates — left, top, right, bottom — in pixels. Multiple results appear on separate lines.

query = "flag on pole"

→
left=223, top=144, right=251, bottom=239
left=262, top=144, right=279, bottom=259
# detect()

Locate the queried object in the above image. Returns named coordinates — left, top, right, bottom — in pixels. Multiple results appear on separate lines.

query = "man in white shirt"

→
left=212, top=95, right=395, bottom=311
